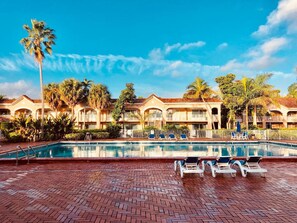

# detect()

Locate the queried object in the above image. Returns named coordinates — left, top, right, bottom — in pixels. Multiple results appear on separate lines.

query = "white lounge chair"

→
left=231, top=132, right=237, bottom=140
left=241, top=132, right=248, bottom=140
left=232, top=156, right=267, bottom=177
left=206, top=156, right=236, bottom=177
left=174, top=157, right=204, bottom=178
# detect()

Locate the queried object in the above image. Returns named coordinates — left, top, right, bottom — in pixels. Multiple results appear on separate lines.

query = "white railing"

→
left=129, top=129, right=297, bottom=140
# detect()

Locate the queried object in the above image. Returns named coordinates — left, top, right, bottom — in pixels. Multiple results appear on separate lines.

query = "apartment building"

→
left=0, top=94, right=222, bottom=131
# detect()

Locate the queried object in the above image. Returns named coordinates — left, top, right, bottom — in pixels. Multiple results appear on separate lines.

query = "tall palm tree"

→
left=238, top=77, right=256, bottom=130
left=44, top=83, right=64, bottom=117
left=88, top=84, right=111, bottom=128
left=249, top=74, right=280, bottom=127
left=59, top=78, right=84, bottom=117
left=20, top=19, right=56, bottom=134
left=183, top=77, right=216, bottom=129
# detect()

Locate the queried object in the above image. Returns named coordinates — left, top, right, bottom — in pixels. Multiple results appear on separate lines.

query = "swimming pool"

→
left=1, top=141, right=297, bottom=158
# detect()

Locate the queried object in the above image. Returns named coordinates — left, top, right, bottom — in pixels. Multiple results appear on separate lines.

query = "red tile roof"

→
left=277, top=97, right=297, bottom=108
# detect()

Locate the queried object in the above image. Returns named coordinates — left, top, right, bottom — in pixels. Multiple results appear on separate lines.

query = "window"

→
left=192, top=110, right=206, bottom=118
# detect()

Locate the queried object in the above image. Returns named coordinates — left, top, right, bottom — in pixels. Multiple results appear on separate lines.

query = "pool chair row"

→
left=231, top=131, right=248, bottom=140
left=174, top=156, right=267, bottom=178
left=148, top=133, right=188, bottom=140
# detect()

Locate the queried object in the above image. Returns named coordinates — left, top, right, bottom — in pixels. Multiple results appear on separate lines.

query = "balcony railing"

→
left=247, top=116, right=284, bottom=122
left=166, top=116, right=208, bottom=121
left=78, top=115, right=97, bottom=122
left=287, top=116, right=297, bottom=122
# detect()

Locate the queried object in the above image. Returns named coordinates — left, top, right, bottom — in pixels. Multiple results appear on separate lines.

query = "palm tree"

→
left=81, top=78, right=93, bottom=129
left=249, top=74, right=280, bottom=127
left=20, top=19, right=56, bottom=134
left=238, top=77, right=255, bottom=130
left=88, top=84, right=111, bottom=128
left=44, top=83, right=64, bottom=117
left=59, top=78, right=84, bottom=117
left=183, top=77, right=216, bottom=129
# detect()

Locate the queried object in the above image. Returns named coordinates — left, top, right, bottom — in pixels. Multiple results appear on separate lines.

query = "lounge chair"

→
left=159, top=133, right=166, bottom=140
left=205, top=156, right=236, bottom=177
left=241, top=131, right=248, bottom=140
left=174, top=157, right=204, bottom=178
left=180, top=134, right=188, bottom=140
left=148, top=134, right=155, bottom=140
left=168, top=133, right=176, bottom=140
left=231, top=132, right=237, bottom=140
left=232, top=156, right=267, bottom=177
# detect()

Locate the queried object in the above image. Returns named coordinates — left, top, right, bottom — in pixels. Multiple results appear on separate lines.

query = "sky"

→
left=0, top=0, right=296, bottom=99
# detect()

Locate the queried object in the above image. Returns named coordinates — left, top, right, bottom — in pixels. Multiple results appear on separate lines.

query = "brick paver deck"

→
left=0, top=161, right=296, bottom=222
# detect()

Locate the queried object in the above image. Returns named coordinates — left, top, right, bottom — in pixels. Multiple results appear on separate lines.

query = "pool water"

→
left=1, top=142, right=297, bottom=158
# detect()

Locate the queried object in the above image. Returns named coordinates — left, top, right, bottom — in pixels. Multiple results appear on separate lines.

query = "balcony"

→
left=287, top=116, right=297, bottom=122
left=166, top=116, right=207, bottom=122
left=78, top=115, right=97, bottom=122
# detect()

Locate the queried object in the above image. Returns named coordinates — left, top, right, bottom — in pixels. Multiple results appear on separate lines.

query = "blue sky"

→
left=0, top=0, right=296, bottom=99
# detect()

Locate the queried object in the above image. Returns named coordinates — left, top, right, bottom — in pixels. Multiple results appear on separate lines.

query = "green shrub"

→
left=92, top=132, right=109, bottom=139
left=8, top=132, right=25, bottom=142
left=64, top=133, right=85, bottom=140
left=106, top=124, right=121, bottom=138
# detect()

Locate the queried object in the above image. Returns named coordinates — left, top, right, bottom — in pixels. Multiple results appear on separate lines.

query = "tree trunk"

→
left=39, top=62, right=44, bottom=137
left=97, top=109, right=101, bottom=129
left=252, top=105, right=257, bottom=127
left=245, top=104, right=249, bottom=130
left=202, top=97, right=215, bottom=129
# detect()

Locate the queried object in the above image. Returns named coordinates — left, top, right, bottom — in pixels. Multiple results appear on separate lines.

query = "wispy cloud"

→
left=253, top=0, right=297, bottom=37
left=149, top=41, right=206, bottom=60
left=217, top=42, right=228, bottom=50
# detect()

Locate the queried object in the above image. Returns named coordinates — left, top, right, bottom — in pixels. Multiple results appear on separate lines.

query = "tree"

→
left=288, top=83, right=297, bottom=98
left=0, top=94, right=5, bottom=102
left=20, top=19, right=56, bottom=135
left=215, top=74, right=242, bottom=129
left=249, top=74, right=279, bottom=126
left=81, top=78, right=93, bottom=102
left=183, top=77, right=216, bottom=129
left=88, top=84, right=111, bottom=128
left=112, top=83, right=136, bottom=122
left=44, top=83, right=64, bottom=117
left=59, top=78, right=84, bottom=117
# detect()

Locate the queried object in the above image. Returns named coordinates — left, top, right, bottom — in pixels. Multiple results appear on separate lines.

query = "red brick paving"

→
left=0, top=161, right=296, bottom=222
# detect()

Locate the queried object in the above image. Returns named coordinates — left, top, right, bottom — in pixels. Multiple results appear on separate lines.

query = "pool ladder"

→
left=16, top=145, right=37, bottom=166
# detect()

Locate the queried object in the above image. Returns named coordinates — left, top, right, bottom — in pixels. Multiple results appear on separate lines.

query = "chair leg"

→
left=174, top=161, right=177, bottom=172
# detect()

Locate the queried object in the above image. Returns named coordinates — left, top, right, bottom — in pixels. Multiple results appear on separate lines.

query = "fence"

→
left=127, top=129, right=297, bottom=141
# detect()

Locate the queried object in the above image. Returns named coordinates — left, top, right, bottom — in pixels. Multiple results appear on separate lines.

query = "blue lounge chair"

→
left=168, top=133, right=176, bottom=140
left=159, top=134, right=166, bottom=140
left=206, top=156, right=236, bottom=177
left=180, top=134, right=188, bottom=140
left=148, top=134, right=155, bottom=140
left=174, top=157, right=204, bottom=178
left=232, top=156, right=267, bottom=177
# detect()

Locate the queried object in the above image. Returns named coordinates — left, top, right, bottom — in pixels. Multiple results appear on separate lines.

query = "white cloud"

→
left=178, top=41, right=205, bottom=51
left=0, top=80, right=39, bottom=98
left=260, top=37, right=288, bottom=55
left=217, top=42, right=228, bottom=50
left=220, top=59, right=243, bottom=72
left=246, top=37, right=288, bottom=69
left=148, top=40, right=205, bottom=60
left=253, top=0, right=297, bottom=37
